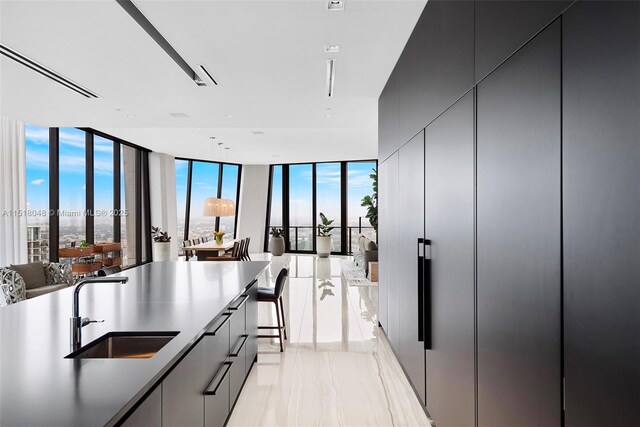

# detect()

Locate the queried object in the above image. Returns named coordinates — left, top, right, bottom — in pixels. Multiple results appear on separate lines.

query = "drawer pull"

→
left=229, top=335, right=248, bottom=357
left=205, top=312, right=231, bottom=336
left=204, top=362, right=232, bottom=395
left=229, top=294, right=248, bottom=310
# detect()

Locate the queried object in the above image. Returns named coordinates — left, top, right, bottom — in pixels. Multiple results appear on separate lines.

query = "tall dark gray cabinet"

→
left=397, top=131, right=426, bottom=404
left=562, top=2, right=640, bottom=425
left=424, top=90, right=475, bottom=427
left=476, top=20, right=561, bottom=426
left=378, top=1, right=639, bottom=426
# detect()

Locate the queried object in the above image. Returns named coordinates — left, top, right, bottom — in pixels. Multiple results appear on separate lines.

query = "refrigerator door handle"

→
left=418, top=238, right=425, bottom=342
left=423, top=239, right=432, bottom=350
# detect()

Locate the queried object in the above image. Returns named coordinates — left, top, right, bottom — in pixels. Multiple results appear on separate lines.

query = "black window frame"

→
left=44, top=127, right=152, bottom=269
left=175, top=157, right=243, bottom=245
left=264, top=159, right=378, bottom=255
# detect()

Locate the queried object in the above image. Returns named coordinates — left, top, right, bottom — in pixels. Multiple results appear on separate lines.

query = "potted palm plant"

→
left=269, top=227, right=285, bottom=256
left=151, top=226, right=172, bottom=262
left=317, top=212, right=335, bottom=258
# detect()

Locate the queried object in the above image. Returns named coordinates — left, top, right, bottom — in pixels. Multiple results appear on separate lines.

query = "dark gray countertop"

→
left=0, top=261, right=269, bottom=427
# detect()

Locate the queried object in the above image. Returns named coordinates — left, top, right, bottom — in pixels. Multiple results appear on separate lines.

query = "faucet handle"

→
left=81, top=317, right=105, bottom=327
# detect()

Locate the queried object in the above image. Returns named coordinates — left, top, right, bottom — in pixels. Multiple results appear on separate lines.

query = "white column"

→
left=149, top=152, right=178, bottom=260
left=236, top=165, right=269, bottom=253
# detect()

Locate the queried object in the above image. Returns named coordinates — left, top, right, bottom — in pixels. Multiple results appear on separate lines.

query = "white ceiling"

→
left=0, top=0, right=425, bottom=164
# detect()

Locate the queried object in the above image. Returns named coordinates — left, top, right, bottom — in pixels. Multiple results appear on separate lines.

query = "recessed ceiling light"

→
left=325, top=108, right=332, bottom=111
left=225, top=114, right=232, bottom=118
left=272, top=154, right=280, bottom=158
left=209, top=136, right=216, bottom=139
left=217, top=142, right=223, bottom=146
left=115, top=108, right=122, bottom=111
left=325, top=45, right=340, bottom=53
left=327, top=0, right=345, bottom=11
left=224, top=147, right=230, bottom=150
left=125, top=114, right=136, bottom=118
left=252, top=131, right=264, bottom=135
left=170, top=112, right=189, bottom=118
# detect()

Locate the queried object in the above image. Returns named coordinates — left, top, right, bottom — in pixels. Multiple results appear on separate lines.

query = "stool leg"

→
left=274, top=301, right=284, bottom=352
left=279, top=296, right=287, bottom=340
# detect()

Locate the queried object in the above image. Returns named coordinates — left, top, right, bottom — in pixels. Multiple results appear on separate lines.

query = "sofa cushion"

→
left=10, top=262, right=46, bottom=290
left=26, top=283, right=68, bottom=299
left=365, top=240, right=378, bottom=251
left=358, top=236, right=367, bottom=253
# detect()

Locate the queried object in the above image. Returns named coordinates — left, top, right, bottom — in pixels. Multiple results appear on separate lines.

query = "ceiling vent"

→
left=169, top=112, right=189, bottom=118
left=326, top=59, right=336, bottom=98
left=0, top=43, right=99, bottom=98
left=327, top=1, right=345, bottom=11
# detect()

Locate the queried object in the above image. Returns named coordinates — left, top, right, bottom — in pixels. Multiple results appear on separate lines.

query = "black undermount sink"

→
left=66, top=332, right=179, bottom=359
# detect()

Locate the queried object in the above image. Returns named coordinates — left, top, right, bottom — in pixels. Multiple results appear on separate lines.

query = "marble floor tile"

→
left=228, top=254, right=430, bottom=427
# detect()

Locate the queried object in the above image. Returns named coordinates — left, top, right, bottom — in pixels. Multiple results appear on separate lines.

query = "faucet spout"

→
left=70, top=276, right=128, bottom=351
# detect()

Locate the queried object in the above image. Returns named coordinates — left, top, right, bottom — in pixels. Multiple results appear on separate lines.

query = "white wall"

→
left=237, top=165, right=269, bottom=253
left=148, top=152, right=179, bottom=260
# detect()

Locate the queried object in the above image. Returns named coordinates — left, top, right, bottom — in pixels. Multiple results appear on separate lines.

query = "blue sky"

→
left=271, top=161, right=376, bottom=226
left=26, top=125, right=118, bottom=221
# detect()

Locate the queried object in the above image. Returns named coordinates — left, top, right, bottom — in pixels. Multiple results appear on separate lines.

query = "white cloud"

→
left=31, top=179, right=45, bottom=185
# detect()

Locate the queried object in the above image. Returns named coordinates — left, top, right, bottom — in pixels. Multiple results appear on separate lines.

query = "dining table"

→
left=183, top=239, right=238, bottom=261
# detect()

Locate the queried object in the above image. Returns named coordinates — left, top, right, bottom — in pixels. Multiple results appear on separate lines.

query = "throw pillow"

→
left=365, top=240, right=378, bottom=251
left=10, top=261, right=46, bottom=290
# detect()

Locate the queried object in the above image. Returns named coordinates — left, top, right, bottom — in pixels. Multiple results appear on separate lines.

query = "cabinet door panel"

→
left=378, top=69, right=400, bottom=163
left=122, top=385, right=162, bottom=427
left=385, top=152, right=400, bottom=351
left=162, top=342, right=205, bottom=427
left=245, top=283, right=258, bottom=371
left=563, top=2, right=640, bottom=425
left=475, top=0, right=569, bottom=81
left=378, top=159, right=389, bottom=330
left=425, top=90, right=475, bottom=426
left=477, top=20, right=561, bottom=426
left=398, top=130, right=426, bottom=405
left=397, top=0, right=474, bottom=145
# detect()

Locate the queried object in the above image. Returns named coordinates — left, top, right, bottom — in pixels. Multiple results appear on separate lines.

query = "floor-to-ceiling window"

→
left=25, top=124, right=50, bottom=263
left=93, top=135, right=114, bottom=243
left=265, top=160, right=377, bottom=254
left=175, top=159, right=189, bottom=254
left=58, top=128, right=86, bottom=246
left=188, top=161, right=219, bottom=241
left=219, top=164, right=240, bottom=236
left=347, top=161, right=377, bottom=253
left=316, top=162, right=342, bottom=253
left=289, top=164, right=314, bottom=252
left=268, top=165, right=283, bottom=229
left=24, top=126, right=151, bottom=268
left=174, top=158, right=242, bottom=249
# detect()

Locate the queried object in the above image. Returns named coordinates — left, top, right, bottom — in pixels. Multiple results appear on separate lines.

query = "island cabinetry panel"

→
left=162, top=339, right=207, bottom=427
left=203, top=313, right=232, bottom=427
left=245, top=281, right=259, bottom=373
left=121, top=385, right=162, bottom=427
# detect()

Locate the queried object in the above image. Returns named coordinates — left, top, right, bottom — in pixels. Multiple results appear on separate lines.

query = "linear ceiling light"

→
left=116, top=0, right=206, bottom=87
left=326, top=59, right=336, bottom=98
left=197, top=65, right=218, bottom=85
left=0, top=44, right=99, bottom=98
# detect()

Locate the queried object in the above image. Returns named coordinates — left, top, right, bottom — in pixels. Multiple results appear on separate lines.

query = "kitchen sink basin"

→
left=66, top=332, right=179, bottom=359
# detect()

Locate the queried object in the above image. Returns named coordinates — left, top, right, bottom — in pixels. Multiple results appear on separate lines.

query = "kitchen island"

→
left=0, top=261, right=269, bottom=427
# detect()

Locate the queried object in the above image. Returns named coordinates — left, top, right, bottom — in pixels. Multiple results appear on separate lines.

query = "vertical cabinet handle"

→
left=423, top=239, right=432, bottom=350
left=417, top=238, right=425, bottom=342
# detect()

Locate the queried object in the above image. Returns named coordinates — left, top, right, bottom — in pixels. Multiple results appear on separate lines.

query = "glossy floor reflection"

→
left=228, top=254, right=430, bottom=427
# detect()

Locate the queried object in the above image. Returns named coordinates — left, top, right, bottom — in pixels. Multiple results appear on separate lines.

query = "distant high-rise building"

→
left=27, top=225, right=49, bottom=263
